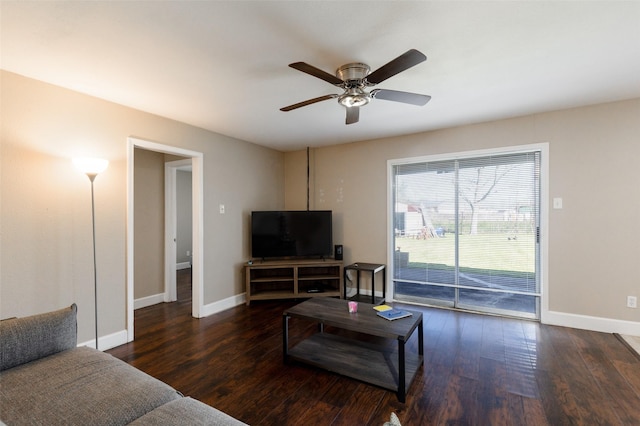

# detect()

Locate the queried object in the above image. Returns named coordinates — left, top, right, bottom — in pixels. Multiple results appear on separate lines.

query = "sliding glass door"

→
left=391, top=150, right=541, bottom=319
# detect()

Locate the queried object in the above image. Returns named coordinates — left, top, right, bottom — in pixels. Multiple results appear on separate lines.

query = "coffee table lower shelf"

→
left=285, top=332, right=423, bottom=400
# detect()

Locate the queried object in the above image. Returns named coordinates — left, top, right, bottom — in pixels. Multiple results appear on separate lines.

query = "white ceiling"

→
left=2, top=1, right=639, bottom=152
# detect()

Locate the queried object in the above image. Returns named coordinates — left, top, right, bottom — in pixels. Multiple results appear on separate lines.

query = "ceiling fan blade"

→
left=365, top=49, right=427, bottom=85
left=289, top=62, right=344, bottom=86
left=345, top=106, right=359, bottom=125
left=371, top=89, right=431, bottom=106
left=280, top=94, right=338, bottom=112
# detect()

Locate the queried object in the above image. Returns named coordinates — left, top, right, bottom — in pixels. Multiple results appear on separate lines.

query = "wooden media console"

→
left=245, top=259, right=343, bottom=305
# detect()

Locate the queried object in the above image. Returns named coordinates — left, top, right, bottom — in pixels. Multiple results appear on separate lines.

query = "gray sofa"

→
left=0, top=304, right=246, bottom=425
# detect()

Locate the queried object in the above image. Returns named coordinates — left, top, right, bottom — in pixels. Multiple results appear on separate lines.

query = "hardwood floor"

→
left=107, top=269, right=640, bottom=425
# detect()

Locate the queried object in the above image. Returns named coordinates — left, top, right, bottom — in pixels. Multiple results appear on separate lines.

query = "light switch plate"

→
left=553, top=198, right=563, bottom=209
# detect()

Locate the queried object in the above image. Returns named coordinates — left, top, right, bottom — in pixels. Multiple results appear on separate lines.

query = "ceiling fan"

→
left=280, top=49, right=431, bottom=125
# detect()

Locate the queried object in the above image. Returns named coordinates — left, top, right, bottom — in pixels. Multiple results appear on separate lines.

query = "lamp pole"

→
left=74, top=158, right=108, bottom=351
left=87, top=173, right=99, bottom=350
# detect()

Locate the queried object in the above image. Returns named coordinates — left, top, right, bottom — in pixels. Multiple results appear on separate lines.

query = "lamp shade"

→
left=73, top=158, right=109, bottom=175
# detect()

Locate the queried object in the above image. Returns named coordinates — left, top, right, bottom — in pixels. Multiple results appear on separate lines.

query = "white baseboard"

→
left=134, top=293, right=165, bottom=310
left=200, top=293, right=246, bottom=317
left=86, top=294, right=245, bottom=350
left=177, top=262, right=191, bottom=270
left=389, top=288, right=640, bottom=335
left=94, top=296, right=640, bottom=353
left=78, top=329, right=128, bottom=352
left=542, top=310, right=640, bottom=335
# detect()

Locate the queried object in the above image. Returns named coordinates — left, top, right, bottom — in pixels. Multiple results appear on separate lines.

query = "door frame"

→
left=126, top=137, right=204, bottom=343
left=387, top=142, right=549, bottom=321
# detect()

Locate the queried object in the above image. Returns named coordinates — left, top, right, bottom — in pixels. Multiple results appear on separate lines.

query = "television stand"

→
left=245, top=259, right=343, bottom=305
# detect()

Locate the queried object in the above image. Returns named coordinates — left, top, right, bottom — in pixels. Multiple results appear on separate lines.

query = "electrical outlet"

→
left=627, top=296, right=637, bottom=309
left=219, top=204, right=225, bottom=214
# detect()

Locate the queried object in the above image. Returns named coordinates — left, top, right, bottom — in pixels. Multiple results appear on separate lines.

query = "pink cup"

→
left=348, top=301, right=358, bottom=313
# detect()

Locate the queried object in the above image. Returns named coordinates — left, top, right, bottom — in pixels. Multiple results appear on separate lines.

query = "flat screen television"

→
left=251, top=210, right=333, bottom=259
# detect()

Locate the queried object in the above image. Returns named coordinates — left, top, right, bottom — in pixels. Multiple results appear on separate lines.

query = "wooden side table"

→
left=344, top=262, right=386, bottom=304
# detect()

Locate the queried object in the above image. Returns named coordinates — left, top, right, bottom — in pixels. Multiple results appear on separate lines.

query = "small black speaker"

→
left=334, top=245, right=343, bottom=260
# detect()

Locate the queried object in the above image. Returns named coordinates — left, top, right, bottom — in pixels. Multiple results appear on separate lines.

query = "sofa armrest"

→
left=0, top=304, right=77, bottom=371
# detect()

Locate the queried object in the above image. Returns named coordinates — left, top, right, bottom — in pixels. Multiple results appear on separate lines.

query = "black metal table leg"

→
left=382, top=267, right=386, bottom=301
left=418, top=318, right=424, bottom=358
left=282, top=314, right=289, bottom=363
left=343, top=269, right=347, bottom=299
left=371, top=271, right=375, bottom=304
left=398, top=338, right=406, bottom=403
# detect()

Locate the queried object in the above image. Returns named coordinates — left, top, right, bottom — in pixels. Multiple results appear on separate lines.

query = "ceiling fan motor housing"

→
left=336, top=63, right=370, bottom=84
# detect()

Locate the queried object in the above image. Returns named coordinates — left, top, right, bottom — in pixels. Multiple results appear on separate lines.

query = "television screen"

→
left=251, top=211, right=333, bottom=259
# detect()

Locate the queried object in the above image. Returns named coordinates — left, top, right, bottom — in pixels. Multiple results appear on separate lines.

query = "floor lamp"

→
left=74, top=158, right=109, bottom=350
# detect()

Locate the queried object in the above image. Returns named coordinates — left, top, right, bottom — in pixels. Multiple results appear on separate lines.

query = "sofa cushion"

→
left=0, top=304, right=77, bottom=371
left=129, top=397, right=248, bottom=426
left=0, top=346, right=181, bottom=425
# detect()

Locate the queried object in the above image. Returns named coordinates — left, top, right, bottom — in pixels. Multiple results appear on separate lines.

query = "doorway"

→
left=126, top=137, right=204, bottom=343
left=165, top=159, right=192, bottom=303
left=389, top=145, right=546, bottom=320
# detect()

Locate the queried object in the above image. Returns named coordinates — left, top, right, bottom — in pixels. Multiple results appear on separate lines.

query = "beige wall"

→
left=2, top=68, right=637, bottom=340
left=176, top=169, right=193, bottom=265
left=284, top=99, right=640, bottom=328
left=0, top=71, right=284, bottom=344
left=133, top=148, right=165, bottom=299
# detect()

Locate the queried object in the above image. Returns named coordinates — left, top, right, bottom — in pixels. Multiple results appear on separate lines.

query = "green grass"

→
left=394, top=233, right=535, bottom=274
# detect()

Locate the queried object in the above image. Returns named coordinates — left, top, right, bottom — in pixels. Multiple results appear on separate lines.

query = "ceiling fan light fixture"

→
left=338, top=88, right=371, bottom=108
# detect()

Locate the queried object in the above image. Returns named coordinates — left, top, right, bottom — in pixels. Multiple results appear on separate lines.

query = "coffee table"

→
left=282, top=298, right=423, bottom=402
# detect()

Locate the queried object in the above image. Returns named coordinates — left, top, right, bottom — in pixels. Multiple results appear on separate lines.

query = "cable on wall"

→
left=306, top=146, right=310, bottom=211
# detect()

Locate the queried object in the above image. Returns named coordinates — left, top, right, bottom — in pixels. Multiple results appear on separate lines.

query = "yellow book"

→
left=373, top=304, right=393, bottom=312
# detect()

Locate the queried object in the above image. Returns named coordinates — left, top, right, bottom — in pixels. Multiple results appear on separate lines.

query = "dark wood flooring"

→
left=107, top=269, right=640, bottom=425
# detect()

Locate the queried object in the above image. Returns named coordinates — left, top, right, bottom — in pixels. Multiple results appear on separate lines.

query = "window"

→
left=391, top=149, right=541, bottom=319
